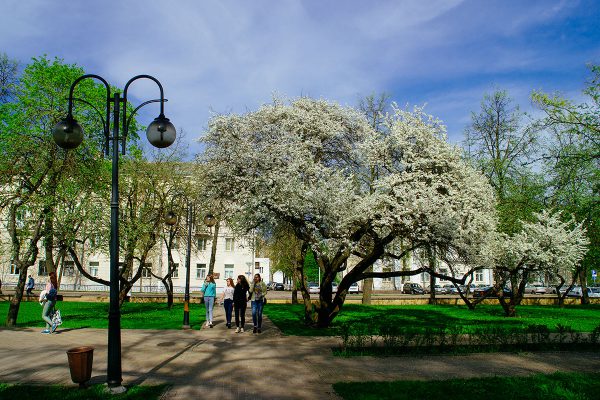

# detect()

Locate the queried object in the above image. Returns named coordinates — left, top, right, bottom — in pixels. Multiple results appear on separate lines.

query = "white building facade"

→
left=1, top=225, right=258, bottom=294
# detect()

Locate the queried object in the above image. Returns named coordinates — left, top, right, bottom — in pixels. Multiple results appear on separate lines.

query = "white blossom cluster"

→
left=201, top=98, right=497, bottom=270
left=492, top=210, right=589, bottom=275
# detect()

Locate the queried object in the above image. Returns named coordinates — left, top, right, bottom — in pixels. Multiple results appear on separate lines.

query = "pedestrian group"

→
left=202, top=273, right=267, bottom=334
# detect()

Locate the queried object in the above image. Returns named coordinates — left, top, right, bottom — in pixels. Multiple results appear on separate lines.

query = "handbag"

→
left=263, top=297, right=267, bottom=305
left=51, top=309, right=63, bottom=326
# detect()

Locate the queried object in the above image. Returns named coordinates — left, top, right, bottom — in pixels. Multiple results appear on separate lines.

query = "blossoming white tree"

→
left=202, top=98, right=497, bottom=327
left=491, top=210, right=589, bottom=316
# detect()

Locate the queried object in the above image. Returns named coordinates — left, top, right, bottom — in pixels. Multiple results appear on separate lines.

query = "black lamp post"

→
left=53, top=74, right=175, bottom=392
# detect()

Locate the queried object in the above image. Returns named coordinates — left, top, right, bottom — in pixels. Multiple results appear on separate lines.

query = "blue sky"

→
left=1, top=0, right=599, bottom=156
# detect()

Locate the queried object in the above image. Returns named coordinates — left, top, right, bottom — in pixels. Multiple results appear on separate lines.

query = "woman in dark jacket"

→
left=233, top=275, right=250, bottom=333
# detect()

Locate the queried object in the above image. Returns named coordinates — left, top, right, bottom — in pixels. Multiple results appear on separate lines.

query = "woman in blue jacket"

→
left=201, top=274, right=217, bottom=328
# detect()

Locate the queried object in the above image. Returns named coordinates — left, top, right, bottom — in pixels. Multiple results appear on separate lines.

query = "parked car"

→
left=348, top=282, right=360, bottom=294
left=402, top=282, right=424, bottom=295
left=524, top=283, right=544, bottom=294
left=442, top=284, right=454, bottom=293
left=473, top=286, right=512, bottom=298
left=332, top=282, right=338, bottom=293
left=425, top=284, right=447, bottom=294
left=533, top=285, right=556, bottom=295
left=567, top=286, right=600, bottom=298
left=274, top=282, right=285, bottom=291
left=307, top=282, right=320, bottom=294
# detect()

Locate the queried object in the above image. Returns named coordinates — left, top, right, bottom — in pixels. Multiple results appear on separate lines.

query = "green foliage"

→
left=0, top=302, right=205, bottom=330
left=333, top=372, right=600, bottom=400
left=266, top=303, right=600, bottom=336
left=0, top=384, right=169, bottom=400
left=303, top=249, right=319, bottom=283
left=532, top=64, right=600, bottom=281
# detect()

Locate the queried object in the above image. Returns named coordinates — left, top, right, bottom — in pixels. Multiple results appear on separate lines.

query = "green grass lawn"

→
left=265, top=303, right=600, bottom=336
left=0, top=383, right=168, bottom=400
left=0, top=301, right=205, bottom=330
left=333, top=372, right=600, bottom=400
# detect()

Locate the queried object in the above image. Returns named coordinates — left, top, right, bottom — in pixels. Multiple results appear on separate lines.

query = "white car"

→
left=332, top=282, right=338, bottom=293
left=348, top=282, right=360, bottom=293
left=307, top=282, right=320, bottom=294
left=533, top=285, right=556, bottom=295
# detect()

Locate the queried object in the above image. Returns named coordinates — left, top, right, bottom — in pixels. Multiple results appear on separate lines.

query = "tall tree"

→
left=532, top=64, right=600, bottom=303
left=0, top=53, right=18, bottom=103
left=0, top=56, right=108, bottom=326
left=202, top=98, right=497, bottom=327
left=464, top=89, right=541, bottom=233
left=357, top=92, right=391, bottom=304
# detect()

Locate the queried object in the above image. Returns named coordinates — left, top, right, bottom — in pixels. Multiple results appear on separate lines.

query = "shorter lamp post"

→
left=165, top=204, right=193, bottom=328
left=166, top=210, right=217, bottom=328
left=53, top=74, right=175, bottom=391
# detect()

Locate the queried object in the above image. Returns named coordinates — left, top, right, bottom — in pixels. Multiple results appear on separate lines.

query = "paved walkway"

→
left=2, top=306, right=600, bottom=399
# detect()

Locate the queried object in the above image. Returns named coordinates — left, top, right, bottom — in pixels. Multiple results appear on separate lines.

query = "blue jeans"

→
left=42, top=300, right=55, bottom=329
left=204, top=296, right=215, bottom=324
left=251, top=300, right=264, bottom=329
left=223, top=299, right=233, bottom=325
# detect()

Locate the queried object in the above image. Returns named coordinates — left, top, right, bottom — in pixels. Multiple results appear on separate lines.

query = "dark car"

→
left=402, top=282, right=424, bottom=295
left=274, top=283, right=285, bottom=291
left=473, top=286, right=512, bottom=298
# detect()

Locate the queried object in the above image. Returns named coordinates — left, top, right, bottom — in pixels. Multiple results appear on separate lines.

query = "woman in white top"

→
left=221, top=278, right=235, bottom=329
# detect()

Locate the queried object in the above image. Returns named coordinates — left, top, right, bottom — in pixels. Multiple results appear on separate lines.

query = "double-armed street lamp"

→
left=53, top=74, right=176, bottom=392
left=165, top=208, right=216, bottom=329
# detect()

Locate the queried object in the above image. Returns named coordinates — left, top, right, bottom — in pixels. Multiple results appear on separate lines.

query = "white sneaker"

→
left=240, top=327, right=244, bottom=333
left=235, top=327, right=240, bottom=333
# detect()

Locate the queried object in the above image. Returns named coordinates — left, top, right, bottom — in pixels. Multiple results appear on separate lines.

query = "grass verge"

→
left=0, top=301, right=205, bottom=330
left=333, top=372, right=600, bottom=400
left=0, top=383, right=169, bottom=400
left=266, top=303, right=600, bottom=336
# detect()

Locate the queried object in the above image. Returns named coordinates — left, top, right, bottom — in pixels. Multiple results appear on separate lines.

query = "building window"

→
left=10, top=263, right=19, bottom=275
left=38, top=260, right=48, bottom=276
left=475, top=271, right=484, bottom=282
left=171, top=263, right=179, bottom=278
left=224, top=264, right=234, bottom=279
left=142, top=263, right=152, bottom=278
left=382, top=267, right=392, bottom=283
left=63, top=261, right=75, bottom=277
left=225, top=238, right=234, bottom=252
left=89, top=261, right=99, bottom=277
left=196, top=264, right=206, bottom=279
left=197, top=238, right=207, bottom=251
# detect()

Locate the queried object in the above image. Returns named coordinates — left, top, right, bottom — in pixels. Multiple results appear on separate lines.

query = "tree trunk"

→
left=579, top=268, right=590, bottom=305
left=166, top=277, right=174, bottom=310
left=6, top=263, right=28, bottom=326
left=361, top=266, right=373, bottom=305
left=291, top=266, right=299, bottom=305
left=428, top=246, right=436, bottom=305
left=208, top=220, right=220, bottom=275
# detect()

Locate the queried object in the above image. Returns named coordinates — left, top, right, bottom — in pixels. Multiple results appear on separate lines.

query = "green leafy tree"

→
left=532, top=64, right=600, bottom=303
left=0, top=56, right=109, bottom=326
left=464, top=89, right=543, bottom=234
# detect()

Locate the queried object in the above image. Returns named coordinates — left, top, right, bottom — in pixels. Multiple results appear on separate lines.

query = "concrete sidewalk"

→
left=1, top=305, right=600, bottom=399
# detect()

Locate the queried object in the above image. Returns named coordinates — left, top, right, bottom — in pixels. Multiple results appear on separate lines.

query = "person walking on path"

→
left=221, top=278, right=235, bottom=329
left=248, top=273, right=267, bottom=334
left=40, top=271, right=58, bottom=334
left=26, top=275, right=35, bottom=296
left=201, top=274, right=216, bottom=328
left=233, top=275, right=249, bottom=333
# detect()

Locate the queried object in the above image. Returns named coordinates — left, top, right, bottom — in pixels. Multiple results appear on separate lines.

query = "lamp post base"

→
left=105, top=384, right=127, bottom=394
